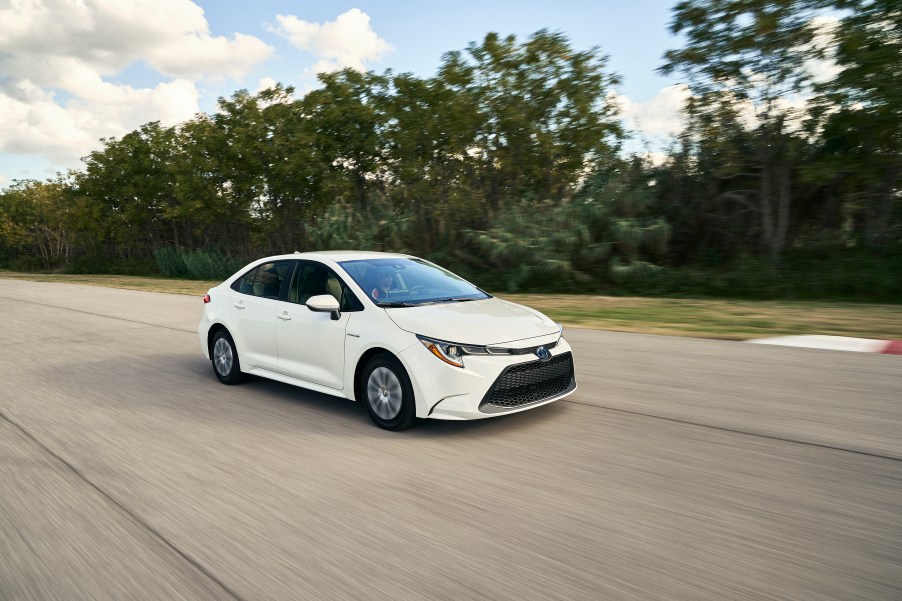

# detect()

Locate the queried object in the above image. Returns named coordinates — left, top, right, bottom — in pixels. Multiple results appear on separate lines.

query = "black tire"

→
left=361, top=354, right=416, bottom=431
left=210, top=330, right=247, bottom=385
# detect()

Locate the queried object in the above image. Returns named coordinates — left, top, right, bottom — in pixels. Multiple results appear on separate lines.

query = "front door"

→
left=275, top=261, right=351, bottom=389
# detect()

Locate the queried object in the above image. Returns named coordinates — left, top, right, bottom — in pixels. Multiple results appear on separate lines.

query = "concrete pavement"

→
left=1, top=278, right=900, bottom=600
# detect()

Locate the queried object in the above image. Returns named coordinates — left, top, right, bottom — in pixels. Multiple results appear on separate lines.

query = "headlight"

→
left=417, top=335, right=465, bottom=367
left=556, top=322, right=564, bottom=341
left=416, top=335, right=505, bottom=368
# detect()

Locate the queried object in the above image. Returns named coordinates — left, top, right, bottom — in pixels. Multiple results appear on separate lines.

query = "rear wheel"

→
left=211, top=330, right=246, bottom=385
left=362, top=354, right=416, bottom=430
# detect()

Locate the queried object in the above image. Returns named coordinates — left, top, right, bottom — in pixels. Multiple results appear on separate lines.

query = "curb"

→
left=748, top=335, right=902, bottom=354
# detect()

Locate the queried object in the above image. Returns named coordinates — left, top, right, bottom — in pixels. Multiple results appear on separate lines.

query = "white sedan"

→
left=197, top=251, right=576, bottom=430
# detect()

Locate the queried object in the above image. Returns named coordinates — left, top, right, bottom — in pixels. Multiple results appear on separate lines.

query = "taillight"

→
left=203, top=294, right=211, bottom=304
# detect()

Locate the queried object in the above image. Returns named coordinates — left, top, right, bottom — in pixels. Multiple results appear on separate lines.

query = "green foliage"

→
left=305, top=200, right=410, bottom=253
left=154, top=247, right=188, bottom=278
left=155, top=247, right=243, bottom=280
left=437, top=30, right=623, bottom=210
left=182, top=249, right=244, bottom=281
left=661, top=1, right=833, bottom=266
left=807, top=0, right=902, bottom=248
left=0, top=179, right=74, bottom=271
left=661, top=1, right=823, bottom=101
left=64, top=255, right=157, bottom=276
left=465, top=163, right=670, bottom=292
left=620, top=246, right=902, bottom=303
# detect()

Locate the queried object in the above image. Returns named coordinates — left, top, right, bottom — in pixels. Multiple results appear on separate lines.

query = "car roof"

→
left=259, top=250, right=412, bottom=263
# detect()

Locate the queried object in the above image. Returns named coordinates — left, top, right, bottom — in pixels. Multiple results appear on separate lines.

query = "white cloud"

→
left=270, top=9, right=392, bottom=73
left=0, top=0, right=273, bottom=84
left=613, top=85, right=691, bottom=145
left=148, top=31, right=273, bottom=81
left=0, top=78, right=200, bottom=165
left=255, top=77, right=280, bottom=93
left=0, top=0, right=272, bottom=173
left=0, top=174, right=8, bottom=188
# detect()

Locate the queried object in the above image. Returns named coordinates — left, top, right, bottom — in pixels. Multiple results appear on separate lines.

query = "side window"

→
left=231, top=268, right=256, bottom=295
left=230, top=261, right=291, bottom=299
left=289, top=261, right=363, bottom=311
left=288, top=263, right=318, bottom=304
left=337, top=278, right=364, bottom=312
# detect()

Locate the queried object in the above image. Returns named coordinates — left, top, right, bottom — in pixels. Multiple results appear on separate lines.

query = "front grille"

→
left=480, top=352, right=575, bottom=413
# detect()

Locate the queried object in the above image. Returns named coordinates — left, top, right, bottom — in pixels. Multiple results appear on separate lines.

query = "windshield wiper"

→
left=377, top=301, right=417, bottom=308
left=431, top=297, right=482, bottom=303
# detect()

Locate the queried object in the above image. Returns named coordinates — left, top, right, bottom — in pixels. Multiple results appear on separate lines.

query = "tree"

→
left=812, top=0, right=902, bottom=246
left=75, top=122, right=180, bottom=259
left=0, top=179, right=74, bottom=270
left=437, top=30, right=623, bottom=217
left=301, top=70, right=391, bottom=217
left=655, top=92, right=761, bottom=262
left=661, top=0, right=827, bottom=265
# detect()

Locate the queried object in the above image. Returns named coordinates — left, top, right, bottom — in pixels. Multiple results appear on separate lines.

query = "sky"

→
left=0, top=0, right=689, bottom=189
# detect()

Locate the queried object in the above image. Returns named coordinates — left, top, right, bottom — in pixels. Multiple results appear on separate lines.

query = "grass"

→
left=0, top=270, right=221, bottom=296
left=2, top=270, right=900, bottom=340
left=505, top=294, right=902, bottom=340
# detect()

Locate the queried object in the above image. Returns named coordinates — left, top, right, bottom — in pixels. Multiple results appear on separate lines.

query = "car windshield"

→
left=338, top=258, right=491, bottom=307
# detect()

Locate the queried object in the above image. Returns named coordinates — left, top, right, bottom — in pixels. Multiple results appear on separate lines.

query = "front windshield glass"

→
left=337, top=258, right=491, bottom=307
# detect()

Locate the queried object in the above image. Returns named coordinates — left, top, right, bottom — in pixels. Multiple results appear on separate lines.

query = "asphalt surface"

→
left=1, top=278, right=900, bottom=601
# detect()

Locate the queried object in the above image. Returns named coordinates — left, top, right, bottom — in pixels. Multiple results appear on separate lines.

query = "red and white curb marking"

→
left=748, top=335, right=902, bottom=354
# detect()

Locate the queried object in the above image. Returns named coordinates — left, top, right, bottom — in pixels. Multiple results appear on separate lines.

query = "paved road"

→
left=1, top=279, right=900, bottom=601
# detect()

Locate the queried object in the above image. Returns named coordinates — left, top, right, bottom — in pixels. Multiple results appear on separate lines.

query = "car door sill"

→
left=246, top=367, right=349, bottom=399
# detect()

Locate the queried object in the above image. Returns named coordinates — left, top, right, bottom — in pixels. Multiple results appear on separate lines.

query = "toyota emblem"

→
left=535, top=346, right=551, bottom=362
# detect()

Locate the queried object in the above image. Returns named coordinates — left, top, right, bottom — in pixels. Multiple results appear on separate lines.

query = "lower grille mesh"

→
left=481, top=352, right=575, bottom=411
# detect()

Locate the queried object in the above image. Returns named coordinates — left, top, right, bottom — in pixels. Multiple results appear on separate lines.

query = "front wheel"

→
left=362, top=354, right=416, bottom=430
left=211, top=330, right=247, bottom=385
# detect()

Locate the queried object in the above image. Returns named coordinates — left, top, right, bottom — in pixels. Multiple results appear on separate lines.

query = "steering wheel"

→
left=409, top=285, right=426, bottom=295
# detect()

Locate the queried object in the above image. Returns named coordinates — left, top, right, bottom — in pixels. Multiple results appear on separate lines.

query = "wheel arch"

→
left=207, top=323, right=230, bottom=357
left=353, top=347, right=398, bottom=403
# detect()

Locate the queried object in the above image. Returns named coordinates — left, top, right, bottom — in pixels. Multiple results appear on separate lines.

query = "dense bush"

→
left=65, top=255, right=156, bottom=275
left=464, top=168, right=669, bottom=292
left=155, top=247, right=245, bottom=281
left=616, top=247, right=902, bottom=303
left=154, top=247, right=188, bottom=278
left=182, top=249, right=245, bottom=280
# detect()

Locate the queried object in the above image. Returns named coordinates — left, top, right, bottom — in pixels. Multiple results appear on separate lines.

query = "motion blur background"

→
left=1, top=0, right=899, bottom=303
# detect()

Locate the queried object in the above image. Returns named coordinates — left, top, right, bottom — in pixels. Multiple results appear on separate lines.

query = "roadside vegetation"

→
left=1, top=1, right=899, bottom=305
left=3, top=270, right=900, bottom=341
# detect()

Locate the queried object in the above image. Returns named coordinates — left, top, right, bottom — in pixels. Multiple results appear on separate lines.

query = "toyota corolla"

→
left=198, top=251, right=576, bottom=430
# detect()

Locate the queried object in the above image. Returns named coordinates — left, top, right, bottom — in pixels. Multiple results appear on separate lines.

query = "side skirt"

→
left=245, top=367, right=353, bottom=401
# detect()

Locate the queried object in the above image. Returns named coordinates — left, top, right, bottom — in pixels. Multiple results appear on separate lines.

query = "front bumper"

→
left=399, top=334, right=577, bottom=420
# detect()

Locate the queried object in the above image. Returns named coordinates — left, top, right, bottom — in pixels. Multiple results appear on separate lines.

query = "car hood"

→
left=384, top=297, right=559, bottom=345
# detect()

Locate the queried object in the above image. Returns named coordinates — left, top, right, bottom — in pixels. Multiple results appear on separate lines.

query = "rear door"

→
left=228, top=260, right=294, bottom=371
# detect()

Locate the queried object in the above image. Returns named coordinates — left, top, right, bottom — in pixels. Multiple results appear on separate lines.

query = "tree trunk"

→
left=773, top=158, right=791, bottom=268
left=869, top=163, right=898, bottom=248
left=758, top=117, right=790, bottom=269
left=759, top=156, right=775, bottom=258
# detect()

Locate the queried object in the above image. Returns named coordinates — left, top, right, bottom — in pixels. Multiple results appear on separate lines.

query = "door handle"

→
left=233, top=301, right=245, bottom=309
left=277, top=312, right=292, bottom=321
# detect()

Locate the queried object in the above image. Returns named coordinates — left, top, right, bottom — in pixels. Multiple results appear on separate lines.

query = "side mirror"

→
left=306, top=294, right=341, bottom=321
